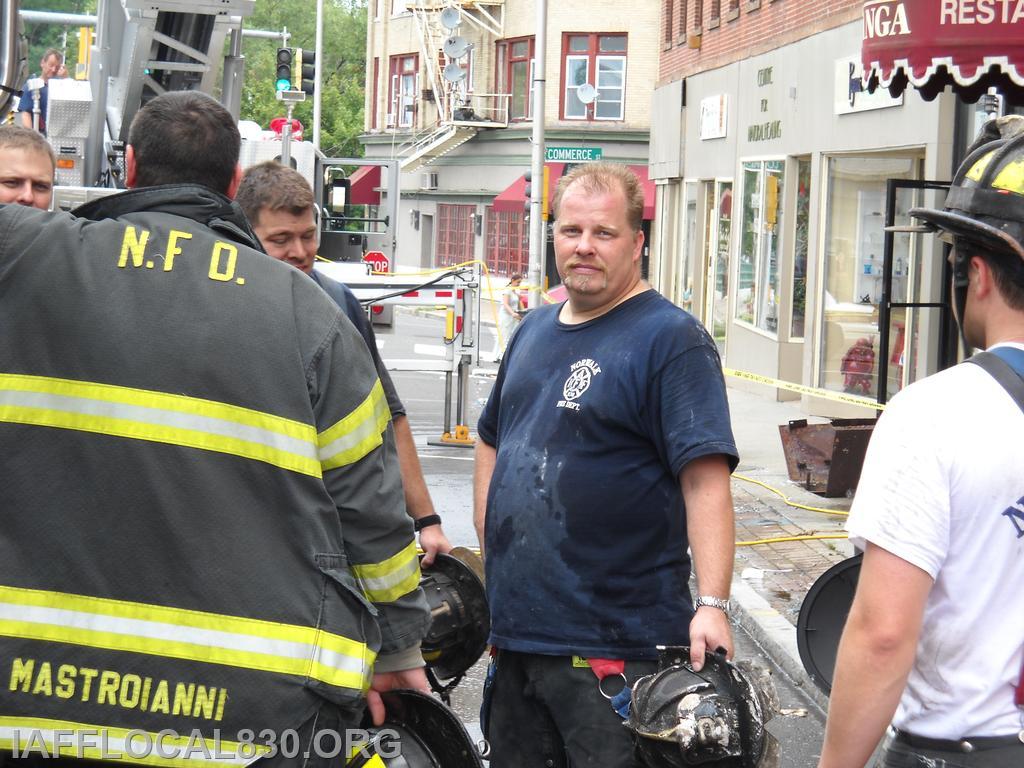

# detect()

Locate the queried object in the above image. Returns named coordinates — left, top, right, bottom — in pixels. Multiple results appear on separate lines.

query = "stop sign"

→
left=363, top=251, right=390, bottom=273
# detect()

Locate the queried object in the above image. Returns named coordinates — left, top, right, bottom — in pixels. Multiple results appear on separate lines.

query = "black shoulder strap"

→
left=966, top=351, right=1024, bottom=414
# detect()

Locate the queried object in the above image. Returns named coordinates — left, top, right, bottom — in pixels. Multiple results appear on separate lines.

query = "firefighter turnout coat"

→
left=0, top=187, right=429, bottom=764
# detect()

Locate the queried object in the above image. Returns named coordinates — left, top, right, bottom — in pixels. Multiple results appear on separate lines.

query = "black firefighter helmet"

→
left=627, top=647, right=780, bottom=768
left=349, top=689, right=483, bottom=768
left=418, top=548, right=489, bottom=684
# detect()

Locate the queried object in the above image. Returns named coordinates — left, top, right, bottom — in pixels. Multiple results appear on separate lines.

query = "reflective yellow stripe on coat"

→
left=351, top=541, right=421, bottom=604
left=0, top=586, right=376, bottom=693
left=0, top=373, right=321, bottom=477
left=317, top=380, right=391, bottom=471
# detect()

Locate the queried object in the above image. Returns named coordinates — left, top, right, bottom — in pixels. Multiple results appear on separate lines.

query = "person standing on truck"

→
left=473, top=162, right=738, bottom=767
left=818, top=116, right=1024, bottom=768
left=237, top=161, right=453, bottom=565
left=0, top=124, right=54, bottom=209
left=16, top=48, right=62, bottom=134
left=0, top=91, right=430, bottom=765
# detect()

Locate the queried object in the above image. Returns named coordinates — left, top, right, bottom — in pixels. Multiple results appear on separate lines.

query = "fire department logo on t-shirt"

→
left=557, top=358, right=601, bottom=411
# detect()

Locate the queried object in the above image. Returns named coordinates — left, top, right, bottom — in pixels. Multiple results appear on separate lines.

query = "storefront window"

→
left=791, top=158, right=811, bottom=338
left=682, top=181, right=698, bottom=314
left=705, top=181, right=732, bottom=353
left=735, top=160, right=784, bottom=333
left=819, top=155, right=917, bottom=397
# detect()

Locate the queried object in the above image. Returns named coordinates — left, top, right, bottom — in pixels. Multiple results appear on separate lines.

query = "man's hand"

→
left=366, top=667, right=432, bottom=726
left=418, top=525, right=453, bottom=567
left=688, top=606, right=733, bottom=671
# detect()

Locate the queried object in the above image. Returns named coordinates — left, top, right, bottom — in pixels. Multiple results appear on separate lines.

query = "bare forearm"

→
left=473, top=441, right=496, bottom=555
left=818, top=621, right=914, bottom=768
left=818, top=544, right=931, bottom=768
left=682, top=456, right=735, bottom=599
left=392, top=415, right=434, bottom=520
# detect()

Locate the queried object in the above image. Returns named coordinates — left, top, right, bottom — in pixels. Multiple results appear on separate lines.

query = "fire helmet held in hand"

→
left=627, top=647, right=780, bottom=768
left=418, top=548, right=489, bottom=683
left=349, top=689, right=483, bottom=768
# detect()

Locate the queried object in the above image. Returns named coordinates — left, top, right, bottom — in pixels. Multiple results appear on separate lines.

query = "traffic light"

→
left=291, top=48, right=316, bottom=95
left=275, top=48, right=292, bottom=92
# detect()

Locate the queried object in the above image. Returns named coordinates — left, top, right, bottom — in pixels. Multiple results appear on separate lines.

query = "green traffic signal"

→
left=275, top=48, right=293, bottom=92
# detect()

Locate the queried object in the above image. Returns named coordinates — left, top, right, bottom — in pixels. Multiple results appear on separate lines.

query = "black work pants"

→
left=485, top=649, right=658, bottom=768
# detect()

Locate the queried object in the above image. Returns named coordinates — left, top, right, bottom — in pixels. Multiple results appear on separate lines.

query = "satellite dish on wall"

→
left=442, top=63, right=467, bottom=83
left=439, top=6, right=461, bottom=30
left=443, top=36, right=471, bottom=59
left=577, top=82, right=599, bottom=105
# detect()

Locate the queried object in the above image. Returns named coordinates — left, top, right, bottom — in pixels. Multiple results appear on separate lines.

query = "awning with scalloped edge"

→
left=861, top=0, right=1024, bottom=102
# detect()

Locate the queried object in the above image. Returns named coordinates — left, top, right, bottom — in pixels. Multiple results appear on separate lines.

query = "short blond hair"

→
left=0, top=124, right=55, bottom=170
left=552, top=163, right=644, bottom=232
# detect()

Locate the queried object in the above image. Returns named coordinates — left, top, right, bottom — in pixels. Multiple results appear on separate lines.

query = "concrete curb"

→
left=730, top=578, right=830, bottom=715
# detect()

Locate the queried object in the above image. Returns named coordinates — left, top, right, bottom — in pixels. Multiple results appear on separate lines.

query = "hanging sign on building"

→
left=834, top=54, right=903, bottom=115
left=700, top=94, right=728, bottom=140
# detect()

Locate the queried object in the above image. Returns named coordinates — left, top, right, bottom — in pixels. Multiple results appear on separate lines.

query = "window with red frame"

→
left=485, top=206, right=528, bottom=276
left=388, top=53, right=418, bottom=129
left=561, top=33, right=627, bottom=121
left=436, top=204, right=475, bottom=267
left=693, top=0, right=703, bottom=29
left=496, top=37, right=534, bottom=121
left=664, top=0, right=674, bottom=44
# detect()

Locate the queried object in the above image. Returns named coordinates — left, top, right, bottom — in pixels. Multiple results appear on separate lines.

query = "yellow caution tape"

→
left=722, top=367, right=885, bottom=411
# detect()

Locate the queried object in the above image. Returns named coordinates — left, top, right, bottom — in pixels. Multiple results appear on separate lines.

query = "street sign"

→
left=363, top=250, right=390, bottom=273
left=545, top=146, right=603, bottom=162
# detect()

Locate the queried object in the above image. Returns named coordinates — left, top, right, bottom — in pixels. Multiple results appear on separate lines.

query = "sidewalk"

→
left=724, top=384, right=857, bottom=711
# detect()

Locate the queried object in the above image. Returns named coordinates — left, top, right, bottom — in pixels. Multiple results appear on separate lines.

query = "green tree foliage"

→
left=21, top=0, right=97, bottom=78
left=241, top=0, right=367, bottom=157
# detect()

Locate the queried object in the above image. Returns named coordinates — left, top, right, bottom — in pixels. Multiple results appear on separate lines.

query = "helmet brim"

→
left=905, top=206, right=1024, bottom=260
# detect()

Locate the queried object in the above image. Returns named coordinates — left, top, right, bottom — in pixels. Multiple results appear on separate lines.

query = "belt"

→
left=893, top=728, right=1024, bottom=754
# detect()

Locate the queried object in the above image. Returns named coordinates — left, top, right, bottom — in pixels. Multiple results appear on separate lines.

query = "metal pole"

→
left=526, top=0, right=547, bottom=308
left=441, top=371, right=454, bottom=436
left=221, top=24, right=244, bottom=121
left=313, top=0, right=323, bottom=150
left=281, top=103, right=294, bottom=166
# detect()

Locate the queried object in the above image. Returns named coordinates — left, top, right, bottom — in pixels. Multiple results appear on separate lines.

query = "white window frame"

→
left=563, top=55, right=589, bottom=120
left=594, top=55, right=625, bottom=121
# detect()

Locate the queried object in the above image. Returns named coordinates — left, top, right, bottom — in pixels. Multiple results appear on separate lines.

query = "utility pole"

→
left=526, top=0, right=547, bottom=308
left=313, top=0, right=324, bottom=150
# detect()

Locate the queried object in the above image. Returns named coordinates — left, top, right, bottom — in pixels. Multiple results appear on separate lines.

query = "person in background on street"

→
left=17, top=48, right=62, bottom=134
left=0, top=124, right=55, bottom=209
left=0, top=91, right=430, bottom=764
left=818, top=116, right=1024, bottom=768
left=491, top=272, right=523, bottom=363
left=473, top=162, right=738, bottom=767
left=237, top=161, right=453, bottom=565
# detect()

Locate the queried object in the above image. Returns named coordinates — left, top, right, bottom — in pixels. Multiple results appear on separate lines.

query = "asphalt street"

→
left=378, top=310, right=828, bottom=766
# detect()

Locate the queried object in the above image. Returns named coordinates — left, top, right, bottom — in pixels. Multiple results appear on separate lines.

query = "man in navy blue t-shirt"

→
left=475, top=163, right=739, bottom=767
left=17, top=49, right=62, bottom=135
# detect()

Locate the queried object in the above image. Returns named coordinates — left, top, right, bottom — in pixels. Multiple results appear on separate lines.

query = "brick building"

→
left=650, top=0, right=1009, bottom=414
left=360, top=0, right=659, bottom=282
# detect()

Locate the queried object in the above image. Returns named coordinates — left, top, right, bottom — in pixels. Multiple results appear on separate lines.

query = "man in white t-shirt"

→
left=819, top=117, right=1024, bottom=768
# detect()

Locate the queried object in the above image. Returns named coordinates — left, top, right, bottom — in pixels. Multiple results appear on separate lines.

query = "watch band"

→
left=413, top=513, right=442, bottom=533
left=694, top=595, right=730, bottom=612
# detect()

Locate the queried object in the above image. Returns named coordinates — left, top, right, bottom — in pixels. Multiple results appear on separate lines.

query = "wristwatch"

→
left=694, top=595, right=731, bottom=612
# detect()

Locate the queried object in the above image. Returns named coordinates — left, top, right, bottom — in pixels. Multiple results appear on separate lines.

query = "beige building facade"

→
left=361, top=0, right=660, bottom=284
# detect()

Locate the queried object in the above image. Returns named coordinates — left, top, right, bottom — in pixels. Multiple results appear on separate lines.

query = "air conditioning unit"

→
left=420, top=171, right=439, bottom=190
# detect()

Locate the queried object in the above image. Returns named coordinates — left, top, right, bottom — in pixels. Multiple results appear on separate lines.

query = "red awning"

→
left=862, top=0, right=1024, bottom=102
left=492, top=162, right=655, bottom=220
left=348, top=164, right=381, bottom=206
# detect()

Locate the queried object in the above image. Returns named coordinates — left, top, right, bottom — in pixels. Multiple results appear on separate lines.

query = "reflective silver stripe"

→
left=1, top=389, right=317, bottom=461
